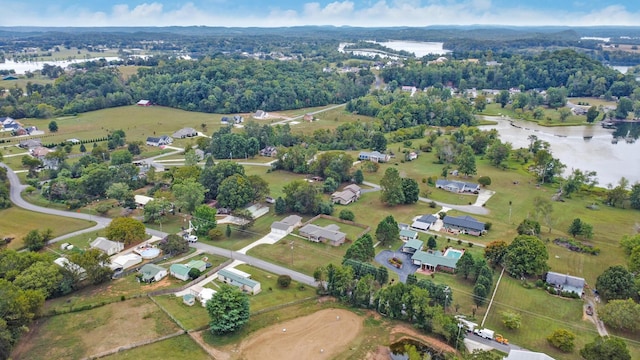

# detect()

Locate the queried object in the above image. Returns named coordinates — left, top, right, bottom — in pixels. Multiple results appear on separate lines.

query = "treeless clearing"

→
left=235, top=308, right=362, bottom=360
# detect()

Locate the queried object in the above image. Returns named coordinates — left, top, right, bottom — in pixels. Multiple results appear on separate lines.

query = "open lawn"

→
left=102, top=334, right=210, bottom=360
left=12, top=297, right=180, bottom=360
left=248, top=235, right=346, bottom=276
left=153, top=294, right=210, bottom=331
left=485, top=276, right=600, bottom=360
left=568, top=97, right=617, bottom=108
left=480, top=103, right=591, bottom=126
left=0, top=206, right=93, bottom=249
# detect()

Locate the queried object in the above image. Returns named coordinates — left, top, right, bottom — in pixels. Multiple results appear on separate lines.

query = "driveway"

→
left=375, top=246, right=419, bottom=283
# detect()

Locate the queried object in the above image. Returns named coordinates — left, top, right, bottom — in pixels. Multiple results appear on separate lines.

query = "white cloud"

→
left=0, top=1, right=639, bottom=27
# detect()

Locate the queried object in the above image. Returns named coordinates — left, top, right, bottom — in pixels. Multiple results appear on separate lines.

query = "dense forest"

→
left=381, top=49, right=637, bottom=97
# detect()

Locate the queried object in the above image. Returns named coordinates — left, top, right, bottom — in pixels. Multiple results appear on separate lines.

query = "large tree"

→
left=595, top=265, right=635, bottom=301
left=485, top=140, right=512, bottom=168
left=401, top=177, right=420, bottom=204
left=456, top=252, right=475, bottom=279
left=484, top=240, right=508, bottom=267
left=158, top=234, right=189, bottom=256
left=192, top=204, right=217, bottom=236
left=206, top=284, right=251, bottom=335
left=580, top=336, right=631, bottom=360
left=380, top=167, right=405, bottom=206
left=198, top=161, right=245, bottom=201
left=504, top=235, right=549, bottom=278
left=173, top=179, right=206, bottom=213
left=456, top=144, right=477, bottom=177
left=217, top=174, right=254, bottom=210
left=69, top=249, right=113, bottom=285
left=375, top=215, right=399, bottom=246
left=105, top=217, right=146, bottom=246
left=599, top=298, right=640, bottom=332
left=282, top=180, right=322, bottom=215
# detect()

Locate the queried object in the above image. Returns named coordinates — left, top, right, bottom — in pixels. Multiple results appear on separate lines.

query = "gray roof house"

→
left=253, top=110, right=268, bottom=119
left=545, top=272, right=585, bottom=296
left=358, top=151, right=390, bottom=163
left=436, top=179, right=480, bottom=194
left=146, top=135, right=172, bottom=147
left=299, top=223, right=346, bottom=246
left=504, top=350, right=555, bottom=360
left=270, top=215, right=303, bottom=236
left=331, top=184, right=361, bottom=205
left=89, top=237, right=124, bottom=256
left=19, top=138, right=42, bottom=149
left=172, top=127, right=198, bottom=139
left=217, top=268, right=261, bottom=295
left=411, top=214, right=438, bottom=231
left=442, top=215, right=486, bottom=236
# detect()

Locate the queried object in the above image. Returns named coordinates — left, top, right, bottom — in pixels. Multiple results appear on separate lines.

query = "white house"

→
left=270, top=215, right=303, bottom=236
left=217, top=268, right=261, bottom=295
left=134, top=195, right=154, bottom=207
left=110, top=253, right=143, bottom=270
left=169, top=263, right=191, bottom=281
left=90, top=237, right=124, bottom=256
left=139, top=263, right=168, bottom=283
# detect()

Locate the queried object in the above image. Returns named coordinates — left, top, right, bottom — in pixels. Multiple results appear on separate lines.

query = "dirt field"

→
left=235, top=308, right=362, bottom=360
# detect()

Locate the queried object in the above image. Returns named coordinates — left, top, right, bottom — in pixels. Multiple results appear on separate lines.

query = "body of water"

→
left=0, top=57, right=120, bottom=74
left=480, top=116, right=640, bottom=186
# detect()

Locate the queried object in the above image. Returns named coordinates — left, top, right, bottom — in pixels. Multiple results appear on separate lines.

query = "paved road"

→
left=1, top=163, right=316, bottom=286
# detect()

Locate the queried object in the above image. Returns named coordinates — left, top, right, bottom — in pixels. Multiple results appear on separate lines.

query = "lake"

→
left=480, top=116, right=640, bottom=186
left=0, top=57, right=120, bottom=74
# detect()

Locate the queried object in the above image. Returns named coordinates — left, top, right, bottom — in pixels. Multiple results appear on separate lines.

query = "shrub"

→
left=535, top=279, right=545, bottom=288
left=429, top=201, right=437, bottom=208
left=277, top=275, right=292, bottom=288
left=467, top=242, right=474, bottom=247
left=484, top=222, right=492, bottom=231
left=547, top=328, right=575, bottom=353
left=96, top=203, right=111, bottom=215
left=339, top=209, right=355, bottom=221
left=457, top=239, right=463, bottom=245
left=208, top=228, right=224, bottom=240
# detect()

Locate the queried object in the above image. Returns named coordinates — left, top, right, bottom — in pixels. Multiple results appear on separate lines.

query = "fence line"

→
left=82, top=330, right=186, bottom=360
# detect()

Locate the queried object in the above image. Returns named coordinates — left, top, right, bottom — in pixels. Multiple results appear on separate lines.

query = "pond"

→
left=389, top=339, right=445, bottom=360
left=480, top=116, right=640, bottom=186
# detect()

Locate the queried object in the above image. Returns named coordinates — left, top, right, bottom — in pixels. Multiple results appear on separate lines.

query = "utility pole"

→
left=444, top=286, right=451, bottom=314
left=290, top=241, right=294, bottom=265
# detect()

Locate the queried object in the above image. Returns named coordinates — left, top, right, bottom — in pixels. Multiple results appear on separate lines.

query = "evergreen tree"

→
left=380, top=167, right=405, bottom=206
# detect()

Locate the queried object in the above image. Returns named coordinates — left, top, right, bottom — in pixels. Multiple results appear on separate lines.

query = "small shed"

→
left=183, top=294, right=196, bottom=306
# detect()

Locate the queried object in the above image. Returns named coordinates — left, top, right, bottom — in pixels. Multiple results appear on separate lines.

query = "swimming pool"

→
left=444, top=248, right=464, bottom=259
left=140, top=248, right=161, bottom=259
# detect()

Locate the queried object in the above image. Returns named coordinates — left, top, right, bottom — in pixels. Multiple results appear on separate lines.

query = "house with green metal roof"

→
left=399, top=229, right=419, bottom=241
left=402, top=239, right=423, bottom=254
left=411, top=249, right=461, bottom=273
left=170, top=263, right=191, bottom=281
left=217, top=268, right=261, bottom=295
left=139, top=263, right=167, bottom=283
left=187, top=260, right=207, bottom=272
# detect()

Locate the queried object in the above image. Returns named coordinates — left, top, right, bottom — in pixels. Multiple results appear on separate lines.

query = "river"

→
left=479, top=116, right=640, bottom=186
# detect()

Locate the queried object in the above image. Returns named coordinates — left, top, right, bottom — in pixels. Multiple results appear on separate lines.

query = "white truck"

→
left=473, top=328, right=495, bottom=340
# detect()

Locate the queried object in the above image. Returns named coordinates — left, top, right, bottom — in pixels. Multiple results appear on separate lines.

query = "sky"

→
left=1, top=0, right=640, bottom=27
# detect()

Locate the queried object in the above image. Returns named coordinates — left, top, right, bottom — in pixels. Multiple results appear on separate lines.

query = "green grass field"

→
left=480, top=103, right=592, bottom=126
left=0, top=206, right=93, bottom=249
left=101, top=334, right=210, bottom=360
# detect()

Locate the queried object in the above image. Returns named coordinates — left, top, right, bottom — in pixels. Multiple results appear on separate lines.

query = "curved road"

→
left=0, top=163, right=316, bottom=286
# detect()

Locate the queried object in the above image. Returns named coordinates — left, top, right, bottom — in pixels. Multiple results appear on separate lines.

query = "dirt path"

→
left=235, top=308, right=362, bottom=360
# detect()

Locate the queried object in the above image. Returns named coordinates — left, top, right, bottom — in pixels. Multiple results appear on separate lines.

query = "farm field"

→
left=0, top=206, right=93, bottom=249
left=12, top=297, right=181, bottom=360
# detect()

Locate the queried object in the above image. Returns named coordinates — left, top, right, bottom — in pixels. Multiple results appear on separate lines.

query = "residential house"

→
left=442, top=215, right=486, bottom=236
left=402, top=239, right=423, bottom=254
left=400, top=229, right=419, bottom=241
left=134, top=195, right=154, bottom=207
left=407, top=152, right=418, bottom=161
left=110, top=253, right=142, bottom=270
left=19, top=138, right=42, bottom=149
left=221, top=116, right=231, bottom=124
left=411, top=214, right=438, bottom=231
left=198, top=288, right=217, bottom=307
left=436, top=179, right=481, bottom=194
left=545, top=271, right=585, bottom=296
left=172, top=127, right=198, bottom=139
left=259, top=146, right=278, bottom=157
left=186, top=260, right=207, bottom=272
left=182, top=294, right=196, bottom=306
left=217, top=268, right=261, bottom=295
left=358, top=151, right=390, bottom=163
left=0, top=117, right=15, bottom=126
left=303, top=113, right=314, bottom=122
left=233, top=115, right=244, bottom=124
left=504, top=350, right=555, bottom=360
left=270, top=215, right=303, bottom=236
left=13, top=127, right=28, bottom=136
left=146, top=135, right=172, bottom=147
left=331, top=184, right=361, bottom=205
left=54, top=257, right=86, bottom=276
left=30, top=146, right=52, bottom=158
left=137, top=99, right=151, bottom=106
left=169, top=263, right=191, bottom=281
left=139, top=264, right=168, bottom=283
left=411, top=249, right=462, bottom=273
left=253, top=110, right=268, bottom=119
left=89, top=237, right=124, bottom=256
left=298, top=223, right=346, bottom=246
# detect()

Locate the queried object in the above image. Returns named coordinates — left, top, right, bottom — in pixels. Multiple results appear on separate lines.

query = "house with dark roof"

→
left=331, top=184, right=361, bottom=205
left=299, top=223, right=346, bottom=246
left=19, top=138, right=42, bottom=149
left=442, top=215, right=486, bottom=236
left=358, top=151, right=390, bottom=163
left=545, top=271, right=585, bottom=296
left=259, top=146, right=278, bottom=157
left=172, top=127, right=198, bottom=139
left=436, top=179, right=480, bottom=194
left=411, top=214, right=438, bottom=231
left=221, top=116, right=231, bottom=124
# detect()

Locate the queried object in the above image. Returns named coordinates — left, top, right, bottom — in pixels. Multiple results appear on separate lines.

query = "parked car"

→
left=183, top=234, right=198, bottom=243
left=586, top=305, right=594, bottom=316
